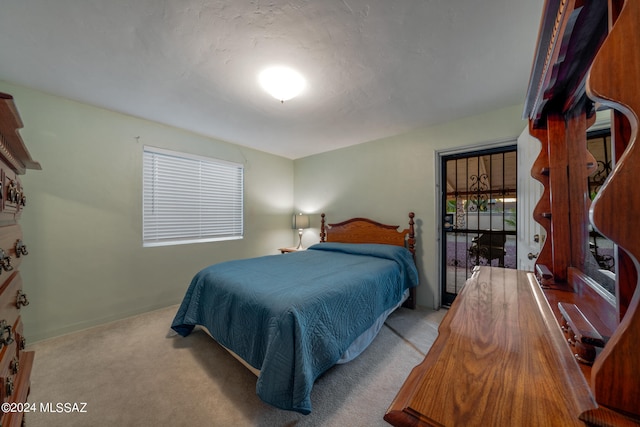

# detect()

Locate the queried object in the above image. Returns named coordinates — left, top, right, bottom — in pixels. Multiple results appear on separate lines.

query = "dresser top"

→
left=386, top=267, right=597, bottom=427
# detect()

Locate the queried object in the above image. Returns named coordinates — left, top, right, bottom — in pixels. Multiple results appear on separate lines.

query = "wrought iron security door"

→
left=441, top=146, right=517, bottom=306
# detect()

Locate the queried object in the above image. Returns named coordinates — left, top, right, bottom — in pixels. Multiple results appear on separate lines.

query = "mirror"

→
left=585, top=110, right=615, bottom=296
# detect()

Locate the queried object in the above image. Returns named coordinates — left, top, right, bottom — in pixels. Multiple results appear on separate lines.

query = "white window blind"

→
left=143, top=146, right=244, bottom=247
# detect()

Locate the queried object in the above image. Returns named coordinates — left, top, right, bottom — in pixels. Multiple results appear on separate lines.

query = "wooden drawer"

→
left=0, top=348, right=34, bottom=427
left=12, top=320, right=25, bottom=360
left=0, top=166, right=24, bottom=222
left=0, top=273, right=27, bottom=338
left=0, top=225, right=26, bottom=283
left=0, top=318, right=18, bottom=402
left=0, top=317, right=31, bottom=400
left=0, top=276, right=32, bottom=427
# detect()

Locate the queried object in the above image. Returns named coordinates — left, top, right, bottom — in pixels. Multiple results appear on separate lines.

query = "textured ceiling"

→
left=0, top=0, right=544, bottom=159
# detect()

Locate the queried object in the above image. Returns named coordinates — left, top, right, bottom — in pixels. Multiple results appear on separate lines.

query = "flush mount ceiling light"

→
left=258, top=66, right=306, bottom=103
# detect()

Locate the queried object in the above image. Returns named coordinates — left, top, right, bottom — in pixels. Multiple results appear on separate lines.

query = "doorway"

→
left=440, top=145, right=518, bottom=306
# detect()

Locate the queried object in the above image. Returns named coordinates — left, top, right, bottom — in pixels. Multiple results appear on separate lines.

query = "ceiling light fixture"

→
left=259, top=66, right=306, bottom=103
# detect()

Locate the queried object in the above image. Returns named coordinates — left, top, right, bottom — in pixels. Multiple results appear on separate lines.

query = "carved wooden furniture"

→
left=385, top=0, right=640, bottom=425
left=385, top=267, right=600, bottom=426
left=526, top=0, right=640, bottom=423
left=0, top=93, right=40, bottom=426
left=320, top=212, right=416, bottom=309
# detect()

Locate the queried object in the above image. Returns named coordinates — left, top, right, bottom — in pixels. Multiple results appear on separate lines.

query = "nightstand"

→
left=278, top=247, right=298, bottom=253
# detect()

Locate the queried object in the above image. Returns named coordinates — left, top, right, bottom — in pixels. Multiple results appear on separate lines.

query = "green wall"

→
left=0, top=81, right=295, bottom=342
left=293, top=104, right=527, bottom=308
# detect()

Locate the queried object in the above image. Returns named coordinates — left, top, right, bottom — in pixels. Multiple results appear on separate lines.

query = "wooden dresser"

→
left=386, top=0, right=640, bottom=425
left=0, top=93, right=41, bottom=426
left=385, top=267, right=600, bottom=426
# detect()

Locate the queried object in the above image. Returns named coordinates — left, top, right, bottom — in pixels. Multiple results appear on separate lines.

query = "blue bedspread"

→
left=171, top=243, right=418, bottom=414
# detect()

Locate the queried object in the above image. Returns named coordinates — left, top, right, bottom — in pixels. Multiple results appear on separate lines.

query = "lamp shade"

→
left=293, top=213, right=310, bottom=229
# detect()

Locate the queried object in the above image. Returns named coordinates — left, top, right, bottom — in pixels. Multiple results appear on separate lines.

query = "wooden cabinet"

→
left=385, top=267, right=598, bottom=426
left=0, top=93, right=40, bottom=427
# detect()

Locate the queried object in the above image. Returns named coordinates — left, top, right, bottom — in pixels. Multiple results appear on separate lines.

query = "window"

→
left=143, top=146, right=244, bottom=247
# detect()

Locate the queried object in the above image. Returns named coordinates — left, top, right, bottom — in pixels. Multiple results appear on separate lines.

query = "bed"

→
left=171, top=213, right=418, bottom=414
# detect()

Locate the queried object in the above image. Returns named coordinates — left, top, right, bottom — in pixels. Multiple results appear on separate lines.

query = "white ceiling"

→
left=0, top=0, right=544, bottom=160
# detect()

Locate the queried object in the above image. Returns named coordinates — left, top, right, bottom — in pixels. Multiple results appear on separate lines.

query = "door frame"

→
left=435, top=138, right=517, bottom=307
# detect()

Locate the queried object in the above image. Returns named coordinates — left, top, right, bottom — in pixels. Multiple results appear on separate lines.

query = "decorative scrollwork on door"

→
left=468, top=173, right=490, bottom=212
left=589, top=160, right=612, bottom=197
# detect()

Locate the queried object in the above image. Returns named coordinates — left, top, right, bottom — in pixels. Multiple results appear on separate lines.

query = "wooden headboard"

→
left=319, top=212, right=416, bottom=309
left=319, top=212, right=415, bottom=252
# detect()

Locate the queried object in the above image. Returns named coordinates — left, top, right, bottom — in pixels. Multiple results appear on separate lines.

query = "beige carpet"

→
left=25, top=304, right=445, bottom=427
